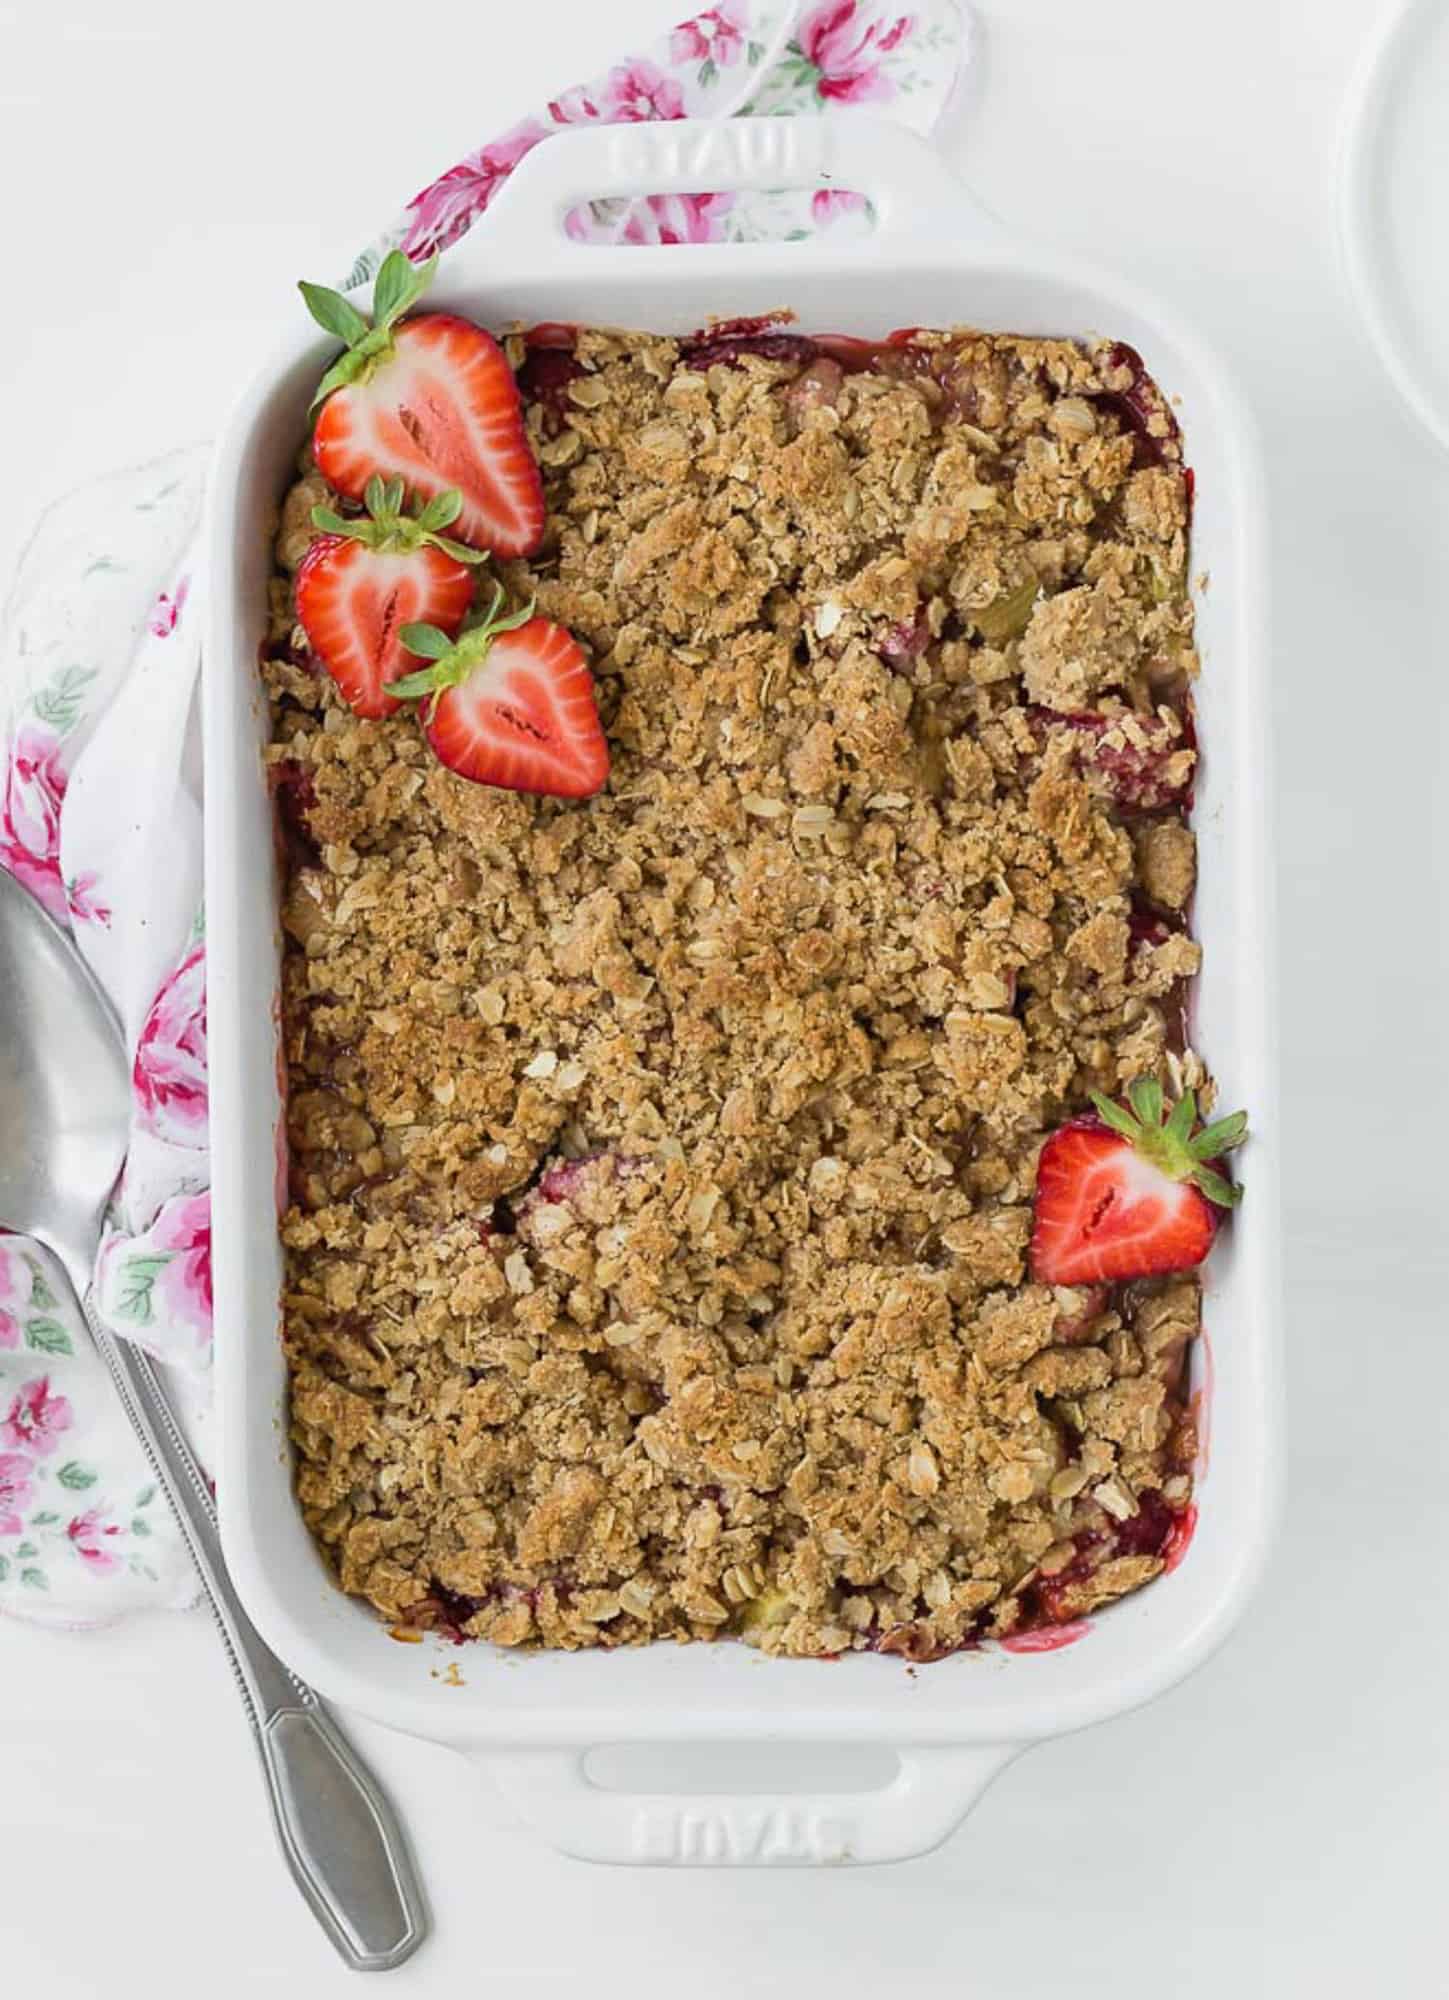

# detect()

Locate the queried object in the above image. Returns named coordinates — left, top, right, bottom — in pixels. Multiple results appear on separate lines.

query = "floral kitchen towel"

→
left=0, top=0, right=972, bottom=1629
left=0, top=450, right=207, bottom=1624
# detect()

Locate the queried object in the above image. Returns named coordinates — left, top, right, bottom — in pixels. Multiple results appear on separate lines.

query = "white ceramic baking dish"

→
left=205, top=117, right=1282, bottom=1868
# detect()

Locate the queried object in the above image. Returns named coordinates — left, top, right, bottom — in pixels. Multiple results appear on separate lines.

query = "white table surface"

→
left=2, top=0, right=1446, bottom=1991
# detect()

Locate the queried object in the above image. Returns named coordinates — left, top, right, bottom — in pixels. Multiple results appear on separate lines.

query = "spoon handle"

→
left=80, top=1295, right=428, bottom=1972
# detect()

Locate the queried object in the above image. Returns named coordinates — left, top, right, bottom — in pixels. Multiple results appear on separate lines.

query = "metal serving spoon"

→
left=0, top=867, right=426, bottom=1971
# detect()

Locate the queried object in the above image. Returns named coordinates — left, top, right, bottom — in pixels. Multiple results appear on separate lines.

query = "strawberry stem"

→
left=300, top=249, right=438, bottom=412
left=1088, top=1078, right=1248, bottom=1210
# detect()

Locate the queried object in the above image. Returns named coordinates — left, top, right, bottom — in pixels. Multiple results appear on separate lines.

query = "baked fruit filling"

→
left=263, top=267, right=1242, bottom=1660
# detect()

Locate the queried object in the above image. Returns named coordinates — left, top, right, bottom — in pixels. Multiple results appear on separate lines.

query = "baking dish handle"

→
left=467, top=115, right=1002, bottom=260
left=475, top=1743, right=1020, bottom=1867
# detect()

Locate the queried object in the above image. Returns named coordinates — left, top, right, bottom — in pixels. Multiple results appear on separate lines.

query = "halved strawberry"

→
left=300, top=251, right=545, bottom=559
left=388, top=587, right=608, bottom=799
left=295, top=477, right=481, bottom=718
left=1029, top=1079, right=1247, bottom=1285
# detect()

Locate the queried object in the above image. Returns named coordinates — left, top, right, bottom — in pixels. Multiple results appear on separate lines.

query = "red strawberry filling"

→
left=534, top=1155, right=610, bottom=1205
left=680, top=320, right=968, bottom=398
left=517, top=334, right=584, bottom=437
left=410, top=1575, right=581, bottom=1645
left=1031, top=706, right=1196, bottom=811
left=1108, top=1484, right=1178, bottom=1557
left=861, top=1462, right=1190, bottom=1662
left=872, top=1620, right=957, bottom=1664
left=680, top=313, right=822, bottom=371
left=1087, top=341, right=1181, bottom=469
left=513, top=1150, right=644, bottom=1242
left=1128, top=899, right=1177, bottom=952
left=1160, top=1501, right=1198, bottom=1572
left=1127, top=901, right=1194, bottom=1052
left=784, top=357, right=846, bottom=427
left=428, top=1583, right=488, bottom=1642
left=1023, top=1535, right=1104, bottom=1627
left=269, top=759, right=319, bottom=866
left=1020, top=1487, right=1185, bottom=1627
left=877, top=612, right=932, bottom=665
left=279, top=635, right=322, bottom=676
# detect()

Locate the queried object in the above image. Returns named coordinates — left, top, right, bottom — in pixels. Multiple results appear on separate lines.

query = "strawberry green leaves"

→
left=1089, top=1078, right=1248, bottom=1209
left=371, top=248, right=434, bottom=328
left=309, top=476, right=485, bottom=567
left=296, top=283, right=369, bottom=347
left=300, top=249, right=439, bottom=411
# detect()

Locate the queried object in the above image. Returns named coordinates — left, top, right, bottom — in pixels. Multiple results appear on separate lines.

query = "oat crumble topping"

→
left=265, top=321, right=1209, bottom=1660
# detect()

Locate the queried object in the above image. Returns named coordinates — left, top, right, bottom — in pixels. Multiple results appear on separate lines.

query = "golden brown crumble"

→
left=265, top=321, right=1209, bottom=1660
